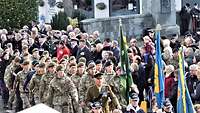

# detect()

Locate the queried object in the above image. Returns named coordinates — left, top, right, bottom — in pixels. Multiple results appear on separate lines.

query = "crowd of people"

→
left=0, top=19, right=200, bottom=113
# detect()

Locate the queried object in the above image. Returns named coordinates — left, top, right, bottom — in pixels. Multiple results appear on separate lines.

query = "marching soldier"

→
left=39, top=62, right=56, bottom=103
left=4, top=56, right=21, bottom=109
left=29, top=63, right=46, bottom=105
left=71, top=62, right=85, bottom=92
left=86, top=73, right=121, bottom=113
left=103, top=60, right=115, bottom=85
left=110, top=66, right=127, bottom=111
left=14, top=60, right=31, bottom=109
left=46, top=65, right=82, bottom=113
left=79, top=62, right=96, bottom=112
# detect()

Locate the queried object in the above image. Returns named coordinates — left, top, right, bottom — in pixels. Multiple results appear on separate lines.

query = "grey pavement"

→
left=0, top=96, right=15, bottom=113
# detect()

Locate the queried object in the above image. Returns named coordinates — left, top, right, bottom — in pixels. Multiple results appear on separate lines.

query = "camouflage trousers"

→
left=20, top=93, right=31, bottom=109
left=8, top=90, right=15, bottom=108
left=54, top=105, right=72, bottom=113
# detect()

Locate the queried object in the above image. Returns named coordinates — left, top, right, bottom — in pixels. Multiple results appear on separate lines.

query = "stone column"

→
left=63, top=0, right=74, bottom=17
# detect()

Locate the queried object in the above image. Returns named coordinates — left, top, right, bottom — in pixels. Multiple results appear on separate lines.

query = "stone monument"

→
left=81, top=0, right=180, bottom=39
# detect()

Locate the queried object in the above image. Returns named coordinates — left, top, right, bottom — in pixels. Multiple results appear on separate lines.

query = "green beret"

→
left=48, top=62, right=56, bottom=68
left=56, top=65, right=65, bottom=72
left=94, top=73, right=103, bottom=79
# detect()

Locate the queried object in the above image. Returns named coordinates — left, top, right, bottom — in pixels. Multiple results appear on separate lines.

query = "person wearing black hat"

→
left=39, top=62, right=56, bottom=103
left=126, top=93, right=145, bottom=113
left=29, top=63, right=46, bottom=105
left=95, top=60, right=103, bottom=73
left=180, top=3, right=191, bottom=35
left=86, top=73, right=121, bottom=113
left=193, top=28, right=200, bottom=43
left=103, top=60, right=115, bottom=85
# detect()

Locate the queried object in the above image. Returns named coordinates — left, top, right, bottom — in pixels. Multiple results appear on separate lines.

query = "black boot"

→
left=8, top=102, right=12, bottom=110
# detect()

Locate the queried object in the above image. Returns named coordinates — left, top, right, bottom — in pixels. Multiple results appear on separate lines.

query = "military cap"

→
left=104, top=60, right=113, bottom=67
left=14, top=56, right=21, bottom=63
left=78, top=57, right=86, bottom=63
left=32, top=48, right=39, bottom=53
left=22, top=60, right=30, bottom=65
left=47, top=62, right=56, bottom=68
left=130, top=93, right=139, bottom=100
left=94, top=73, right=103, bottom=79
left=77, top=62, right=85, bottom=68
left=147, top=29, right=154, bottom=33
left=59, top=58, right=67, bottom=64
left=37, top=63, right=46, bottom=68
left=32, top=60, right=39, bottom=67
left=87, top=62, right=96, bottom=71
left=95, top=59, right=102, bottom=65
left=56, top=65, right=65, bottom=72
left=22, top=45, right=28, bottom=50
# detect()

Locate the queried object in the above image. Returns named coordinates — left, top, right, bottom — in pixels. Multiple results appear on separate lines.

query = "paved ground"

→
left=0, top=96, right=15, bottom=113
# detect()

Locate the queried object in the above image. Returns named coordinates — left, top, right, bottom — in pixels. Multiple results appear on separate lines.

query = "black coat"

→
left=76, top=46, right=92, bottom=64
left=186, top=74, right=198, bottom=103
left=191, top=81, right=200, bottom=104
left=0, top=59, right=9, bottom=79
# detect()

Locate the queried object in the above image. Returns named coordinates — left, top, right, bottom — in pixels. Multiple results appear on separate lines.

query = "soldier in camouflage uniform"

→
left=14, top=61, right=31, bottom=109
left=110, top=66, right=127, bottom=111
left=46, top=65, right=82, bottom=113
left=67, top=62, right=77, bottom=77
left=71, top=62, right=85, bottom=92
left=86, top=73, right=121, bottom=113
left=79, top=62, right=96, bottom=112
left=103, top=61, right=115, bottom=85
left=29, top=63, right=46, bottom=105
left=39, top=62, right=56, bottom=103
left=4, top=56, right=21, bottom=109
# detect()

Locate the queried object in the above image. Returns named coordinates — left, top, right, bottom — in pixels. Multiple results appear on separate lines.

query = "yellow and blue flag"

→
left=154, top=29, right=165, bottom=108
left=177, top=48, right=195, bottom=113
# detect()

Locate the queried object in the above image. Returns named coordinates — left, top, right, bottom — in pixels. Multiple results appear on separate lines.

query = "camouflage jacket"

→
left=47, top=75, right=82, bottom=113
left=79, top=74, right=95, bottom=102
left=39, top=72, right=55, bottom=103
left=29, top=74, right=43, bottom=98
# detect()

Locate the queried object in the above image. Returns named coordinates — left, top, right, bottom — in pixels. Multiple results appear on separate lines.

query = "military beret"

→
left=163, top=99, right=172, bottom=108
left=37, top=63, right=46, bottom=68
left=52, top=57, right=58, bottom=63
left=78, top=57, right=86, bottom=64
left=87, top=62, right=96, bottom=71
left=104, top=60, right=113, bottom=67
left=32, top=48, right=39, bottom=53
left=32, top=60, right=39, bottom=66
left=59, top=58, right=67, bottom=64
left=94, top=73, right=103, bottom=79
left=95, top=59, right=102, bottom=65
left=48, top=62, right=56, bottom=68
left=77, top=62, right=85, bottom=68
left=22, top=60, right=30, bottom=65
left=56, top=65, right=65, bottom=72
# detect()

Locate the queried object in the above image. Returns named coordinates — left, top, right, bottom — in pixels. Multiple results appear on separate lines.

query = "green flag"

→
left=119, top=19, right=134, bottom=104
